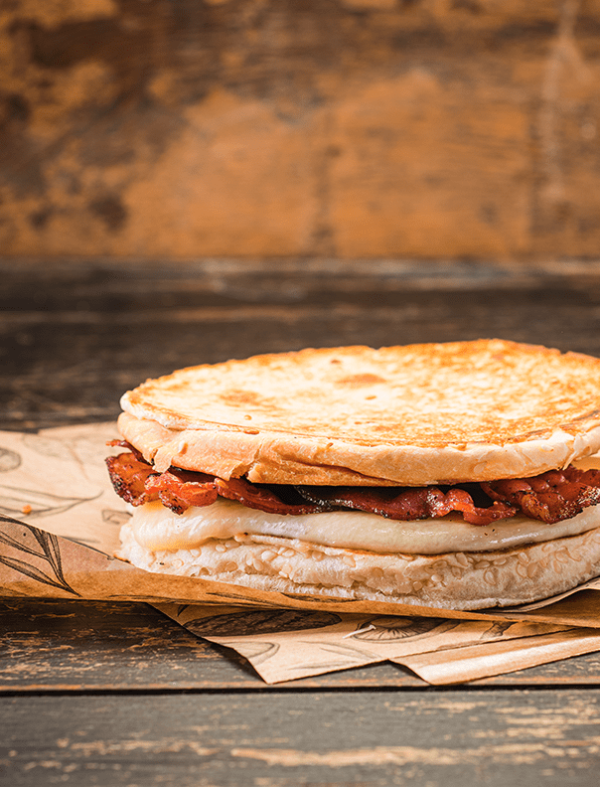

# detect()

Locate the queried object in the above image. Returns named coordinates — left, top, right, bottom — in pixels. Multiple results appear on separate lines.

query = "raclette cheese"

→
left=129, top=497, right=600, bottom=556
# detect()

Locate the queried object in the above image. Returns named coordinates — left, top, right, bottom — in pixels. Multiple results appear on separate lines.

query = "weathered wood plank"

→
left=8, top=258, right=600, bottom=310
left=3, top=260, right=600, bottom=430
left=2, top=691, right=600, bottom=786
left=0, top=600, right=248, bottom=691
left=0, top=599, right=422, bottom=690
left=3, top=599, right=600, bottom=691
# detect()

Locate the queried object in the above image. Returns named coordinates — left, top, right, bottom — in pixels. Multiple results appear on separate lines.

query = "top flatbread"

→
left=119, top=340, right=600, bottom=485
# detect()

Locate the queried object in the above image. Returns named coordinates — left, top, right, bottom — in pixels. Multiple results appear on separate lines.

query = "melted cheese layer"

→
left=129, top=498, right=600, bottom=555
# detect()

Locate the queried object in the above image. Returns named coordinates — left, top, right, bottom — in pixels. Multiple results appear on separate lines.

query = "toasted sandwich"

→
left=107, top=340, right=600, bottom=610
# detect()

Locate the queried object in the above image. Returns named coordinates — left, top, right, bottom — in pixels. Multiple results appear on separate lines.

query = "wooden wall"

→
left=1, top=0, right=599, bottom=260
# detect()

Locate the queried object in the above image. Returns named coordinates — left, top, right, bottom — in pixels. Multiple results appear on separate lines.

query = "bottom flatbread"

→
left=118, top=521, right=600, bottom=611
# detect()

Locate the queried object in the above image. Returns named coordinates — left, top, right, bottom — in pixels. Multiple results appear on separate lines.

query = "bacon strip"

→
left=106, top=448, right=325, bottom=516
left=294, top=486, right=516, bottom=526
left=481, top=467, right=600, bottom=524
left=145, top=469, right=219, bottom=515
left=106, top=450, right=156, bottom=506
left=213, top=478, right=327, bottom=515
left=106, top=448, right=600, bottom=525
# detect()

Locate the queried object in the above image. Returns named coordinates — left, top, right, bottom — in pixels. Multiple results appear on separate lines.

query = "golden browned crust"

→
left=119, top=340, right=600, bottom=485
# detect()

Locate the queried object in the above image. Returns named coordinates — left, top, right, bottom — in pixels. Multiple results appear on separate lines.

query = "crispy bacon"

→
left=294, top=486, right=516, bottom=526
left=481, top=467, right=600, bottom=524
left=213, top=477, right=326, bottom=515
left=144, top=469, right=219, bottom=515
left=106, top=450, right=156, bottom=506
left=106, top=449, right=325, bottom=516
left=106, top=448, right=600, bottom=525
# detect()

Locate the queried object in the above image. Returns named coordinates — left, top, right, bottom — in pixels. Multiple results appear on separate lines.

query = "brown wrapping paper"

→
left=155, top=602, right=600, bottom=684
left=2, top=422, right=600, bottom=684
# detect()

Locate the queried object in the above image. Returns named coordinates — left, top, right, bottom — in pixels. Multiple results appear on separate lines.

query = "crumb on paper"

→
left=21, top=504, right=32, bottom=515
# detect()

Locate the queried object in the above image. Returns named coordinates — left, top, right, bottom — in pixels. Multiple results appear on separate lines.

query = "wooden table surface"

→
left=3, top=259, right=600, bottom=786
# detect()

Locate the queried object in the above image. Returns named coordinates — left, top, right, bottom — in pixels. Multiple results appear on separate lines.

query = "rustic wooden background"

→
left=2, top=0, right=599, bottom=261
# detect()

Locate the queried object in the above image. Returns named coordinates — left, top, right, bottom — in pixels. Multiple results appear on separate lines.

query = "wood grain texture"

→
left=3, top=691, right=600, bottom=786
left=3, top=259, right=600, bottom=430
left=3, top=599, right=600, bottom=690
left=0, top=599, right=422, bottom=689
left=2, top=1, right=600, bottom=259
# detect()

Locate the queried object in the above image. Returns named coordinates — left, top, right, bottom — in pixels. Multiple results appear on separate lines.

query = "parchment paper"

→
left=2, top=422, right=600, bottom=684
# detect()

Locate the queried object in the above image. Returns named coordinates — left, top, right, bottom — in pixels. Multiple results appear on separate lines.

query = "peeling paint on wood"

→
left=2, top=692, right=600, bottom=785
left=2, top=1, right=600, bottom=259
